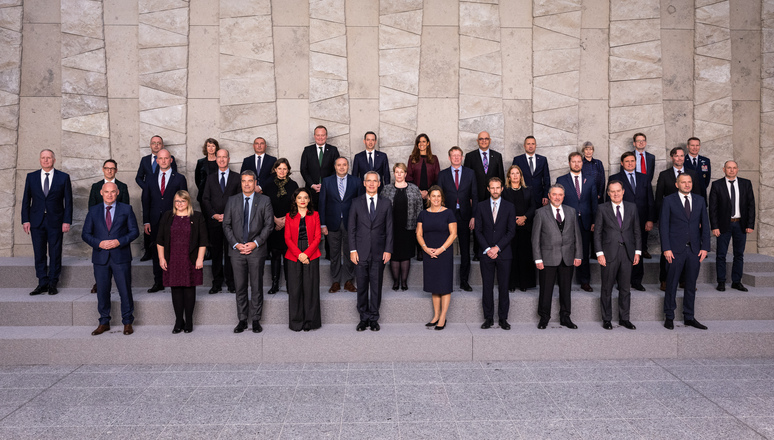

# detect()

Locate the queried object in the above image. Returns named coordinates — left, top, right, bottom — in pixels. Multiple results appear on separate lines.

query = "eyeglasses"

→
left=103, top=167, right=116, bottom=171
left=478, top=138, right=491, bottom=141
left=150, top=142, right=163, bottom=146
left=174, top=200, right=187, bottom=204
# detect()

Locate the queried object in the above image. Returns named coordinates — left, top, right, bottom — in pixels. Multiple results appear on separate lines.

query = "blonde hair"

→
left=174, top=190, right=194, bottom=216
left=506, top=165, right=527, bottom=189
left=393, top=162, right=407, bottom=173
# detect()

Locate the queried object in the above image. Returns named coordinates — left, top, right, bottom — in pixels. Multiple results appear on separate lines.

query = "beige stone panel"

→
left=309, top=94, right=349, bottom=124
left=695, top=55, right=731, bottom=85
left=660, top=29, right=693, bottom=101
left=220, top=76, right=277, bottom=106
left=578, top=100, right=609, bottom=161
left=310, top=52, right=348, bottom=80
left=660, top=0, right=693, bottom=30
left=381, top=106, right=418, bottom=132
left=0, top=7, right=21, bottom=33
left=733, top=100, right=760, bottom=170
left=346, top=27, right=378, bottom=99
left=696, top=1, right=730, bottom=28
left=417, top=98, right=458, bottom=151
left=533, top=123, right=576, bottom=148
left=379, top=25, right=421, bottom=50
left=17, top=97, right=61, bottom=168
left=694, top=119, right=732, bottom=142
left=609, top=79, right=662, bottom=107
left=274, top=27, right=309, bottom=99
left=381, top=10, right=423, bottom=35
left=138, top=24, right=188, bottom=48
left=188, top=26, right=219, bottom=100
left=0, top=103, right=18, bottom=128
left=221, top=124, right=277, bottom=151
left=459, top=69, right=503, bottom=97
left=62, top=68, right=107, bottom=96
left=103, top=0, right=137, bottom=25
left=273, top=0, right=310, bottom=27
left=220, top=103, right=277, bottom=132
left=219, top=0, right=270, bottom=18
left=140, top=7, right=188, bottom=35
left=380, top=122, right=416, bottom=148
left=695, top=79, right=731, bottom=105
left=220, top=39, right=274, bottom=64
left=62, top=112, right=109, bottom=138
left=763, top=87, right=774, bottom=113
left=61, top=0, right=104, bottom=39
left=379, top=47, right=420, bottom=76
left=503, top=99, right=531, bottom=155
left=696, top=40, right=732, bottom=61
left=140, top=69, right=187, bottom=97
left=610, top=0, right=660, bottom=21
left=663, top=100, right=692, bottom=149
left=534, top=11, right=581, bottom=40
left=533, top=48, right=580, bottom=77
left=533, top=106, right=578, bottom=133
left=138, top=47, right=188, bottom=74
left=610, top=104, right=665, bottom=133
left=580, top=0, right=609, bottom=29
left=695, top=97, right=733, bottom=125
left=60, top=156, right=103, bottom=182
left=139, top=0, right=189, bottom=14
left=62, top=49, right=106, bottom=75
left=326, top=132, right=350, bottom=158
left=459, top=2, right=501, bottom=42
left=311, top=35, right=347, bottom=57
left=220, top=55, right=268, bottom=78
left=189, top=0, right=218, bottom=26
left=61, top=130, right=110, bottom=160
left=20, top=24, right=61, bottom=97
left=381, top=71, right=419, bottom=95
left=423, top=0, right=459, bottom=26
left=187, top=99, right=219, bottom=170
left=140, top=104, right=187, bottom=133
left=532, top=0, right=579, bottom=17
left=609, top=58, right=662, bottom=81
left=349, top=99, right=378, bottom=152
left=23, top=0, right=59, bottom=24
left=139, top=86, right=187, bottom=110
left=578, top=29, right=608, bottom=101
left=310, top=0, right=345, bottom=23
left=461, top=38, right=501, bottom=71
left=501, top=28, right=532, bottom=100
left=140, top=122, right=185, bottom=149
left=731, top=30, right=762, bottom=101
left=459, top=94, right=503, bottom=119
left=0, top=91, right=19, bottom=106
left=309, top=78, right=347, bottom=102
left=609, top=19, right=660, bottom=47
left=105, top=26, right=139, bottom=99
left=532, top=87, right=578, bottom=112
left=381, top=0, right=423, bottom=15
left=220, top=15, right=273, bottom=43
left=60, top=33, right=103, bottom=59
left=0, top=126, right=15, bottom=144
left=730, top=0, right=761, bottom=30
left=418, top=26, right=459, bottom=99
left=61, top=94, right=107, bottom=118
left=534, top=71, right=579, bottom=101
left=108, top=98, right=139, bottom=165
left=380, top=87, right=418, bottom=111
left=459, top=113, right=504, bottom=144
left=695, top=22, right=730, bottom=48
left=310, top=19, right=345, bottom=43
left=532, top=27, right=579, bottom=52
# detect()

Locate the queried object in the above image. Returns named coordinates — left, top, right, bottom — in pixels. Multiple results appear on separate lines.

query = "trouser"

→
left=208, top=222, right=234, bottom=289
left=664, top=249, right=699, bottom=320
left=538, top=263, right=574, bottom=320
left=600, top=251, right=633, bottom=321
left=94, top=258, right=133, bottom=325
left=287, top=245, right=321, bottom=331
left=355, top=255, right=384, bottom=322
left=480, top=255, right=510, bottom=320
left=716, top=221, right=746, bottom=284
left=30, top=221, right=63, bottom=286
left=454, top=209, right=471, bottom=284
left=328, top=220, right=355, bottom=284
left=232, top=251, right=266, bottom=322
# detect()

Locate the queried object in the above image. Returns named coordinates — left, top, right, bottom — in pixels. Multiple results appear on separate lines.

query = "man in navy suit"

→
left=82, top=182, right=140, bottom=336
left=475, top=177, right=515, bottom=330
left=239, top=137, right=277, bottom=193
left=632, top=132, right=656, bottom=258
left=464, top=131, right=505, bottom=258
left=608, top=152, right=654, bottom=291
left=660, top=173, right=711, bottom=330
left=135, top=135, right=177, bottom=261
left=21, top=149, right=73, bottom=296
left=437, top=146, right=478, bottom=291
left=349, top=171, right=393, bottom=332
left=320, top=157, right=361, bottom=293
left=556, top=152, right=598, bottom=291
left=352, top=131, right=390, bottom=188
left=513, top=135, right=550, bottom=207
left=683, top=137, right=711, bottom=192
left=141, top=149, right=188, bottom=292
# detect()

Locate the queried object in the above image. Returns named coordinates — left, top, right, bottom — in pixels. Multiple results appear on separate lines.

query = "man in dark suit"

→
left=632, top=132, right=656, bottom=186
left=320, top=157, right=361, bottom=293
left=239, top=137, right=277, bottom=193
left=555, top=152, right=598, bottom=292
left=437, top=146, right=478, bottom=291
left=474, top=177, right=515, bottom=330
left=223, top=170, right=274, bottom=334
left=464, top=131, right=505, bottom=258
left=21, top=149, right=73, bottom=296
left=300, top=125, right=340, bottom=209
left=141, top=149, right=188, bottom=292
left=351, top=131, right=390, bottom=188
left=594, top=180, right=640, bottom=330
left=532, top=184, right=582, bottom=329
left=660, top=173, right=711, bottom=330
left=349, top=171, right=393, bottom=332
left=683, top=137, right=711, bottom=192
left=654, top=146, right=704, bottom=290
left=135, top=135, right=177, bottom=261
left=81, top=182, right=140, bottom=336
left=202, top=148, right=241, bottom=294
left=608, top=152, right=653, bottom=291
left=513, top=135, right=550, bottom=207
left=709, top=160, right=756, bottom=292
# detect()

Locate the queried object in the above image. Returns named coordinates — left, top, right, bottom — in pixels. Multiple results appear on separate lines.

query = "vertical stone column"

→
left=759, top=0, right=774, bottom=254
left=532, top=0, right=582, bottom=172
left=138, top=0, right=189, bottom=171
left=608, top=0, right=666, bottom=170
left=0, top=0, right=22, bottom=256
left=379, top=0, right=422, bottom=163
left=309, top=0, right=349, bottom=157
left=579, top=0, right=610, bottom=169
left=458, top=0, right=503, bottom=152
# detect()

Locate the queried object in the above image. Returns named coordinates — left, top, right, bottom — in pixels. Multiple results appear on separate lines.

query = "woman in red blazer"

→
left=405, top=133, right=440, bottom=200
left=284, top=188, right=322, bottom=331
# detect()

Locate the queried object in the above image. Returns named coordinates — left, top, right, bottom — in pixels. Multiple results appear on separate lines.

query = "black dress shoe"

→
left=140, top=252, right=152, bottom=262
left=560, top=319, right=578, bottom=329
left=392, top=280, right=400, bottom=291
left=252, top=321, right=262, bottom=333
left=425, top=320, right=438, bottom=327
left=148, top=284, right=164, bottom=293
left=48, top=285, right=58, bottom=295
left=631, top=283, right=646, bottom=291
left=267, top=283, right=279, bottom=295
left=731, top=282, right=748, bottom=292
left=91, top=283, right=98, bottom=293
left=209, top=286, right=221, bottom=294
left=401, top=282, right=408, bottom=291
left=234, top=320, right=248, bottom=333
left=716, top=282, right=726, bottom=291
left=172, top=323, right=183, bottom=334
left=370, top=321, right=380, bottom=331
left=679, top=281, right=685, bottom=288
left=580, top=283, right=593, bottom=292
left=602, top=321, right=613, bottom=330
left=664, top=319, right=674, bottom=330
left=537, top=319, right=548, bottom=329
left=642, top=251, right=652, bottom=259
left=659, top=281, right=666, bottom=291
left=685, top=319, right=708, bottom=330
left=481, top=318, right=494, bottom=329
left=519, top=287, right=527, bottom=292
left=472, top=254, right=479, bottom=261
left=356, top=321, right=368, bottom=332
left=499, top=319, right=511, bottom=330
left=30, top=285, right=49, bottom=296
left=460, top=282, right=473, bottom=292
left=619, top=320, right=636, bottom=330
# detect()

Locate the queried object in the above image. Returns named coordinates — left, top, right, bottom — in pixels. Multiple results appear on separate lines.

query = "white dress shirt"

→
left=726, top=178, right=741, bottom=219
left=40, top=168, right=55, bottom=190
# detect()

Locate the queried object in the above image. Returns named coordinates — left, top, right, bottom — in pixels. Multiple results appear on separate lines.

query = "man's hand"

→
left=383, top=252, right=391, bottom=264
left=573, top=259, right=582, bottom=267
left=486, top=246, right=499, bottom=259
left=746, top=228, right=754, bottom=233
left=22, top=222, right=30, bottom=234
left=98, top=239, right=120, bottom=250
left=255, top=186, right=263, bottom=194
left=62, top=223, right=71, bottom=233
left=712, top=228, right=720, bottom=237
left=645, top=221, right=653, bottom=232
left=516, top=216, right=526, bottom=226
left=663, top=250, right=674, bottom=264
left=633, top=254, right=640, bottom=265
left=542, top=198, right=548, bottom=206
left=597, top=255, right=606, bottom=267
left=420, top=190, right=428, bottom=199
left=213, top=214, right=224, bottom=222
left=590, top=224, right=594, bottom=232
left=312, top=183, right=321, bottom=192
left=144, top=223, right=151, bottom=234
left=698, top=249, right=708, bottom=262
left=350, top=251, right=359, bottom=265
left=469, top=218, right=475, bottom=230
left=536, top=262, right=544, bottom=270
left=321, top=226, right=328, bottom=236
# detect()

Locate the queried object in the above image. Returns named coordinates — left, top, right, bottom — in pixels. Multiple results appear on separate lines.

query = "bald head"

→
left=477, top=131, right=491, bottom=151
left=101, top=182, right=119, bottom=204
left=157, top=149, right=173, bottom=172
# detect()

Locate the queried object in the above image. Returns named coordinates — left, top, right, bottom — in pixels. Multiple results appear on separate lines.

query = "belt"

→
left=730, top=218, right=740, bottom=222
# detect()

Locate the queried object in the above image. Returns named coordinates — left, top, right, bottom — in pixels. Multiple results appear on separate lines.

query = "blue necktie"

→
left=369, top=197, right=375, bottom=220
left=243, top=197, right=250, bottom=242
left=151, top=155, right=157, bottom=173
left=629, top=173, right=636, bottom=191
left=368, top=152, right=374, bottom=170
left=255, top=156, right=262, bottom=185
left=43, top=173, right=50, bottom=197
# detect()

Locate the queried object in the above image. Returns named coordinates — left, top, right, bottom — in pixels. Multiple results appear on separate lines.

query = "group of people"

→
left=20, top=126, right=755, bottom=335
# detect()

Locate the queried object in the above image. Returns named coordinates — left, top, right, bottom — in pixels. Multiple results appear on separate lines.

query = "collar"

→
left=479, top=148, right=489, bottom=155
left=525, top=153, right=536, bottom=159
left=550, top=204, right=562, bottom=210
left=570, top=171, right=582, bottom=178
left=689, top=154, right=699, bottom=160
left=679, top=191, right=691, bottom=198
left=255, top=153, right=264, bottom=158
left=451, top=165, right=462, bottom=172
left=673, top=166, right=684, bottom=174
left=726, top=177, right=737, bottom=184
left=611, top=200, right=623, bottom=209
left=316, top=144, right=325, bottom=149
left=41, top=168, right=54, bottom=174
left=104, top=178, right=115, bottom=183
left=104, top=202, right=116, bottom=209
left=242, top=192, right=253, bottom=199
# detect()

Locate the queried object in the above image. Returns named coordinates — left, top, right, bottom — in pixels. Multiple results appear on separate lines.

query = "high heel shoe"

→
left=184, top=324, right=193, bottom=333
left=434, top=320, right=446, bottom=330
left=172, top=322, right=184, bottom=334
left=425, top=320, right=439, bottom=327
left=401, top=282, right=408, bottom=291
left=392, top=280, right=400, bottom=291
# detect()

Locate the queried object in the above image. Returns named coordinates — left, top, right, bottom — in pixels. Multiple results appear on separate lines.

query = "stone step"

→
left=742, top=271, right=774, bottom=288
left=2, top=320, right=773, bottom=365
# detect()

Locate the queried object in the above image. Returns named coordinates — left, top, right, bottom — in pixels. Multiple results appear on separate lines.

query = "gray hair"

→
left=240, top=170, right=257, bottom=180
left=364, top=170, right=380, bottom=181
left=40, top=149, right=55, bottom=159
left=549, top=183, right=565, bottom=194
left=581, top=141, right=594, bottom=152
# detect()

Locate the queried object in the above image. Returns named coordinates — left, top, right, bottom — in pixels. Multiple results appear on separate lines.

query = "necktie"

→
left=616, top=204, right=622, bottom=228
left=640, top=153, right=646, bottom=174
left=629, top=173, right=636, bottom=191
left=529, top=156, right=535, bottom=174
left=220, top=172, right=226, bottom=193
left=693, top=158, right=697, bottom=168
left=556, top=208, right=562, bottom=223
left=492, top=201, right=498, bottom=222
left=368, top=152, right=373, bottom=170
left=256, top=155, right=262, bottom=180
left=160, top=172, right=166, bottom=196
left=338, top=177, right=345, bottom=200
left=243, top=197, right=250, bottom=242
left=106, top=205, right=113, bottom=231
left=684, top=195, right=691, bottom=219
left=482, top=152, right=488, bottom=174
left=318, top=146, right=323, bottom=166
left=729, top=180, right=736, bottom=217
left=454, top=169, right=460, bottom=189
left=574, top=175, right=581, bottom=200
left=369, top=197, right=375, bottom=220
left=677, top=169, right=682, bottom=178
left=152, top=155, right=157, bottom=173
left=43, top=172, right=50, bottom=197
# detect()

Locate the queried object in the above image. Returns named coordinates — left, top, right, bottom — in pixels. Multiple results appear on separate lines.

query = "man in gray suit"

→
left=532, top=184, right=582, bottom=329
left=594, top=180, right=640, bottom=330
left=223, top=170, right=274, bottom=333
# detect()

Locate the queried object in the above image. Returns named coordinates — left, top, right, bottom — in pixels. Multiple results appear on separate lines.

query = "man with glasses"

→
left=632, top=132, right=655, bottom=258
left=136, top=135, right=177, bottom=261
left=464, top=131, right=505, bottom=259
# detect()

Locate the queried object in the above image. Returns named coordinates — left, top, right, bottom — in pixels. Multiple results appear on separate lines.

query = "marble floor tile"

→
left=339, top=422, right=399, bottom=440
left=341, top=400, right=398, bottom=423
left=398, top=421, right=460, bottom=439
left=346, top=369, right=395, bottom=385
left=96, top=425, right=166, bottom=440
left=279, top=422, right=340, bottom=439
left=455, top=420, right=521, bottom=440
left=283, top=403, right=343, bottom=424
left=158, top=424, right=224, bottom=439
left=292, top=385, right=346, bottom=405
left=217, top=423, right=283, bottom=439
left=345, top=384, right=397, bottom=403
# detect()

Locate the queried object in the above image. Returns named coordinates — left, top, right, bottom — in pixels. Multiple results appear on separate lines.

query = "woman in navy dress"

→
left=416, top=185, right=457, bottom=330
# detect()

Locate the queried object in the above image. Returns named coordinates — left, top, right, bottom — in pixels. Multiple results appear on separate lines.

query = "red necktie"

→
left=160, top=172, right=166, bottom=196
left=106, top=205, right=112, bottom=231
left=640, top=153, right=646, bottom=174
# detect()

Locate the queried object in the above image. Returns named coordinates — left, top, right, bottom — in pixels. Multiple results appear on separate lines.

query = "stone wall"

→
left=8, top=0, right=767, bottom=256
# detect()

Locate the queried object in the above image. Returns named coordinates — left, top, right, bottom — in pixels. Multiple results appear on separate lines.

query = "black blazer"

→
left=319, top=174, right=363, bottom=231
left=239, top=154, right=277, bottom=188
left=594, top=201, right=641, bottom=262
left=141, top=170, right=188, bottom=229
left=88, top=179, right=130, bottom=208
left=156, top=210, right=209, bottom=264
left=464, top=149, right=505, bottom=202
left=608, top=170, right=653, bottom=226
left=348, top=194, right=394, bottom=260
left=684, top=154, right=711, bottom=190
left=513, top=153, right=550, bottom=205
left=300, top=144, right=340, bottom=187
left=135, top=153, right=178, bottom=188
left=201, top=169, right=242, bottom=222
left=654, top=168, right=704, bottom=221
left=437, top=166, right=478, bottom=221
left=709, top=177, right=756, bottom=233
left=352, top=150, right=390, bottom=186
left=660, top=192, right=711, bottom=255
left=474, top=199, right=516, bottom=259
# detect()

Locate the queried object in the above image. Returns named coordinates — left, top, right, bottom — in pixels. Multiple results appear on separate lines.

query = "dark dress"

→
left=417, top=209, right=456, bottom=294
left=391, top=188, right=416, bottom=261
left=262, top=177, right=299, bottom=255
left=195, top=158, right=218, bottom=204
left=163, top=215, right=204, bottom=287
left=502, top=186, right=537, bottom=290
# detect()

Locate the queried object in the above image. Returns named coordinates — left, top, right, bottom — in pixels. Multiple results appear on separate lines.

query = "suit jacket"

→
left=532, top=204, right=583, bottom=266
left=513, top=153, right=550, bottom=206
left=405, top=155, right=440, bottom=188
left=141, top=169, right=188, bottom=230
left=352, top=150, right=390, bottom=186
left=201, top=169, right=242, bottom=222
left=135, top=153, right=178, bottom=188
left=660, top=192, right=711, bottom=255
left=300, top=144, right=340, bottom=187
left=684, top=154, right=711, bottom=190
left=709, top=177, right=756, bottom=233
left=608, top=170, right=653, bottom=226
left=474, top=199, right=516, bottom=260
left=81, top=202, right=139, bottom=265
left=21, top=169, right=73, bottom=228
left=556, top=173, right=598, bottom=231
left=654, top=168, right=704, bottom=220
left=88, top=179, right=130, bottom=208
left=465, top=149, right=505, bottom=202
left=319, top=174, right=362, bottom=231
left=223, top=192, right=274, bottom=258
left=155, top=210, right=209, bottom=264
left=634, top=150, right=656, bottom=185
left=239, top=154, right=278, bottom=188
left=593, top=201, right=641, bottom=263
left=437, top=166, right=478, bottom=221
left=284, top=211, right=322, bottom=262
left=348, top=194, right=394, bottom=260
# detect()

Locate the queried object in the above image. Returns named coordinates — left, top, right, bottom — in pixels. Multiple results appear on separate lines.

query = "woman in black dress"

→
left=194, top=138, right=219, bottom=206
left=381, top=163, right=423, bottom=290
left=406, top=133, right=440, bottom=261
left=416, top=186, right=457, bottom=330
left=260, top=158, right=299, bottom=294
left=502, top=165, right=536, bottom=292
